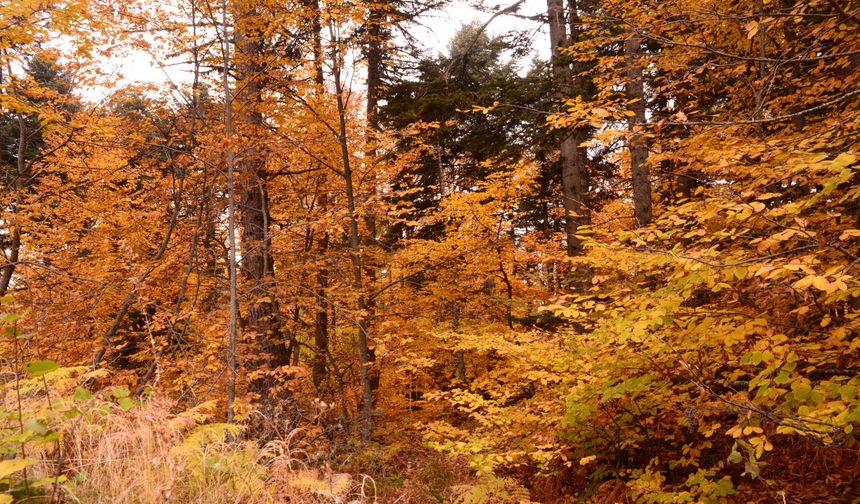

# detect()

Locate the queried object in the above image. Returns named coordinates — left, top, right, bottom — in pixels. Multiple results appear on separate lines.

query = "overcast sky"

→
left=412, top=0, right=547, bottom=56
left=106, top=0, right=548, bottom=92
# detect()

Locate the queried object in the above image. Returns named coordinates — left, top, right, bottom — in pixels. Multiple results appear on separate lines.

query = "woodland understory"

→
left=1, top=0, right=859, bottom=502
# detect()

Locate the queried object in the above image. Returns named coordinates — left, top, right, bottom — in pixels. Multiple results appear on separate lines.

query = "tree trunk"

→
left=310, top=0, right=329, bottom=391
left=547, top=0, right=589, bottom=256
left=625, top=31, right=652, bottom=226
left=366, top=4, right=383, bottom=133
left=220, top=0, right=239, bottom=424
left=0, top=221, right=20, bottom=297
left=1, top=98, right=26, bottom=297
left=234, top=9, right=289, bottom=369
left=363, top=2, right=386, bottom=403
left=313, top=210, right=329, bottom=389
left=331, top=32, right=374, bottom=441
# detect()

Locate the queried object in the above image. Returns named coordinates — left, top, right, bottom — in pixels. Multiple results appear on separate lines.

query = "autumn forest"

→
left=1, top=0, right=859, bottom=501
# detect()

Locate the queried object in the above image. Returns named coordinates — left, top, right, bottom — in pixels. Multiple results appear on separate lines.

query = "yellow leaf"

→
left=756, top=192, right=781, bottom=200
left=745, top=21, right=760, bottom=39
left=793, top=276, right=813, bottom=289
left=579, top=455, right=597, bottom=466
left=838, top=229, right=860, bottom=240
left=811, top=276, right=830, bottom=291
left=0, top=459, right=36, bottom=479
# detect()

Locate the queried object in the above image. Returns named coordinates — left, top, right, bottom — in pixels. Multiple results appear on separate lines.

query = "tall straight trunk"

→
left=364, top=7, right=382, bottom=238
left=547, top=0, right=588, bottom=256
left=363, top=2, right=386, bottom=401
left=365, top=7, right=382, bottom=132
left=234, top=7, right=289, bottom=368
left=625, top=31, right=652, bottom=226
left=312, top=227, right=329, bottom=388
left=310, top=0, right=329, bottom=390
left=331, top=33, right=374, bottom=441
left=220, top=0, right=239, bottom=424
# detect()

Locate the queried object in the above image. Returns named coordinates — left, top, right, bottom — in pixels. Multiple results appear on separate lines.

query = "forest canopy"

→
left=1, top=0, right=859, bottom=502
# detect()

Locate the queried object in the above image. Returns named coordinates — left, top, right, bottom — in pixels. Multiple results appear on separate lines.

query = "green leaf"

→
left=727, top=450, right=742, bottom=464
left=23, top=418, right=48, bottom=436
left=774, top=371, right=792, bottom=385
left=117, top=397, right=135, bottom=411
left=112, top=386, right=130, bottom=399
left=0, top=312, right=21, bottom=324
left=741, top=351, right=763, bottom=366
left=715, top=477, right=736, bottom=496
left=63, top=407, right=82, bottom=419
left=73, top=387, right=93, bottom=402
left=24, top=359, right=59, bottom=377
left=4, top=326, right=31, bottom=339
left=743, top=461, right=760, bottom=479
left=3, top=430, right=34, bottom=445
left=30, top=475, right=67, bottom=488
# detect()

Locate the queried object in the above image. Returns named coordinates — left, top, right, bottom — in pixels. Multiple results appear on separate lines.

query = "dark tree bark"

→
left=0, top=216, right=20, bottom=297
left=363, top=1, right=388, bottom=403
left=547, top=0, right=589, bottom=256
left=625, top=31, right=652, bottom=226
left=365, top=4, right=383, bottom=132
left=0, top=99, right=26, bottom=297
left=332, top=34, right=375, bottom=441
left=309, top=0, right=330, bottom=391
left=234, top=12, right=290, bottom=369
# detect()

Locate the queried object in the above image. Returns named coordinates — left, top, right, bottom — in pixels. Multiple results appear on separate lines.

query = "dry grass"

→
left=33, top=398, right=375, bottom=503
left=4, top=377, right=478, bottom=503
left=58, top=398, right=260, bottom=503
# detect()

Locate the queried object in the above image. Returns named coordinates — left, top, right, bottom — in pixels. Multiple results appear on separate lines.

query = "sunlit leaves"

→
left=23, top=360, right=59, bottom=377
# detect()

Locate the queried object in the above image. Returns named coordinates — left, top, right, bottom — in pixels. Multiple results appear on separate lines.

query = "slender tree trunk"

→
left=313, top=199, right=330, bottom=389
left=310, top=0, right=330, bottom=391
left=363, top=1, right=386, bottom=402
left=547, top=0, right=588, bottom=256
left=0, top=227, right=19, bottom=297
left=363, top=4, right=382, bottom=257
left=365, top=4, right=383, bottom=133
left=220, top=0, right=239, bottom=424
left=331, top=33, right=374, bottom=442
left=0, top=65, right=26, bottom=297
left=625, top=31, right=652, bottom=226
left=312, top=250, right=329, bottom=388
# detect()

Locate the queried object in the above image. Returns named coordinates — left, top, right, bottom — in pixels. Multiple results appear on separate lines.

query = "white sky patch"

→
left=412, top=0, right=548, bottom=57
left=86, top=0, right=549, bottom=99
